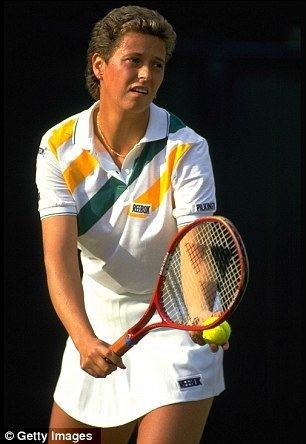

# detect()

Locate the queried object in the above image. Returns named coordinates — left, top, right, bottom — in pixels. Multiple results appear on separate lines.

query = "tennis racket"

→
left=110, top=215, right=249, bottom=356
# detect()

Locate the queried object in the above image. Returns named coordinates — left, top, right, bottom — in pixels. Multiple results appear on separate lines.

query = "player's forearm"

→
left=41, top=216, right=96, bottom=350
left=44, top=253, right=96, bottom=351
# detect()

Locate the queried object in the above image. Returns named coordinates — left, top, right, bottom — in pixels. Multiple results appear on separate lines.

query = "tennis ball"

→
left=202, top=317, right=231, bottom=345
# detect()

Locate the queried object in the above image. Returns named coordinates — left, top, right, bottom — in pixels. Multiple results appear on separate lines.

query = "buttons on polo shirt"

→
left=124, top=169, right=130, bottom=174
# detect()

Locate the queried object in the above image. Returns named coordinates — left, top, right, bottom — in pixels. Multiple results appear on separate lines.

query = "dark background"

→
left=3, top=1, right=302, bottom=443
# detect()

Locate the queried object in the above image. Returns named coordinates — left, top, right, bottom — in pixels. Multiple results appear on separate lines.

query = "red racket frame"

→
left=110, top=216, right=249, bottom=356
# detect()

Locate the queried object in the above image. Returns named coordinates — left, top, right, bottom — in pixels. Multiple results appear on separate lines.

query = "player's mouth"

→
left=129, top=86, right=149, bottom=95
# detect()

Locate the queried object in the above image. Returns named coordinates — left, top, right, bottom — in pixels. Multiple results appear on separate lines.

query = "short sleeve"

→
left=35, top=144, right=77, bottom=219
left=172, top=138, right=216, bottom=226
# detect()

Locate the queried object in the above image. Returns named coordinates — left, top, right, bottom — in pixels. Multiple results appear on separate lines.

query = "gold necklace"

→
left=96, top=112, right=127, bottom=158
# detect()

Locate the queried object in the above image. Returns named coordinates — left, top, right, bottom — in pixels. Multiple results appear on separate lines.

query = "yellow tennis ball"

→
left=202, top=317, right=231, bottom=345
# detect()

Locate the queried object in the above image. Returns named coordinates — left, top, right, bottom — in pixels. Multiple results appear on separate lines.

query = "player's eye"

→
left=127, top=57, right=141, bottom=65
left=154, top=62, right=164, bottom=70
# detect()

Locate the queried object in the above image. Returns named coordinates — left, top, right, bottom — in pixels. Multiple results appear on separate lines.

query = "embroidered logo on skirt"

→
left=177, top=375, right=203, bottom=390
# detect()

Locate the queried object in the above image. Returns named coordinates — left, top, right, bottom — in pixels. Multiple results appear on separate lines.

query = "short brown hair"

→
left=85, top=5, right=177, bottom=100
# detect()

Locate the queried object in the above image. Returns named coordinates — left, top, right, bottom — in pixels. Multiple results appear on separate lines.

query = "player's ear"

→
left=92, top=53, right=106, bottom=80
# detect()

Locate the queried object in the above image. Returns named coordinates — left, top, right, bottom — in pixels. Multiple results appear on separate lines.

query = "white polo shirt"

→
left=36, top=101, right=216, bottom=295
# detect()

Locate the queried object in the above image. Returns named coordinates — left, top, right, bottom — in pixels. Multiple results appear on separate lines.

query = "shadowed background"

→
left=4, top=1, right=301, bottom=443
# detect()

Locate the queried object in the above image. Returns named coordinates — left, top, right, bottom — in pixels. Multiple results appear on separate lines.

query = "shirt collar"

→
left=73, top=101, right=99, bottom=152
left=73, top=101, right=169, bottom=152
left=140, top=102, right=169, bottom=143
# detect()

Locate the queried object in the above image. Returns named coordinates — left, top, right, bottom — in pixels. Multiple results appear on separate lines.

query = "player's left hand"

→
left=189, top=331, right=230, bottom=352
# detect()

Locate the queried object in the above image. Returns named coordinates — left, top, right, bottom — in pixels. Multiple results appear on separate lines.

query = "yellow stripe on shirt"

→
left=48, top=119, right=76, bottom=158
left=63, top=150, right=99, bottom=193
left=129, top=143, right=191, bottom=217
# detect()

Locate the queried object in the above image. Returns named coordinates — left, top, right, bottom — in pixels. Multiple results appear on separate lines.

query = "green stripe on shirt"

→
left=77, top=177, right=127, bottom=236
left=168, top=113, right=186, bottom=134
left=77, top=137, right=167, bottom=236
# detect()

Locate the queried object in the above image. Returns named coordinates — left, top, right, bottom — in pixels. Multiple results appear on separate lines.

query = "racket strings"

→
left=160, top=221, right=243, bottom=326
left=185, top=242, right=207, bottom=274
left=162, top=249, right=189, bottom=324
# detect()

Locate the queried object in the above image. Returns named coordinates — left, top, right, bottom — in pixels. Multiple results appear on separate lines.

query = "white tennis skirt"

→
left=53, top=274, right=225, bottom=427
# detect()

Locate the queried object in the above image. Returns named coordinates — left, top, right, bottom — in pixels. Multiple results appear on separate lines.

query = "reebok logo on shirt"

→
left=129, top=203, right=152, bottom=218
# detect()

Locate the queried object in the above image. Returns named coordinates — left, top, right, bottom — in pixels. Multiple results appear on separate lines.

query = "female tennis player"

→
left=36, top=5, right=229, bottom=444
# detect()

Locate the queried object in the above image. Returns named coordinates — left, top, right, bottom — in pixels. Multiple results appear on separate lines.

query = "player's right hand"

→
left=78, top=336, right=126, bottom=378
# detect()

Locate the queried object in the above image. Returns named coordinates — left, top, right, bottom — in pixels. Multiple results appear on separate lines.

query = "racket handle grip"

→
left=110, top=333, right=134, bottom=357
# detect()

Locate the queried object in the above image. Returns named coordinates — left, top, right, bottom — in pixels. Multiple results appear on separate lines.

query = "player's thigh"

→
left=49, top=402, right=94, bottom=430
left=136, top=398, right=214, bottom=444
left=101, top=422, right=137, bottom=444
left=49, top=401, right=137, bottom=444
